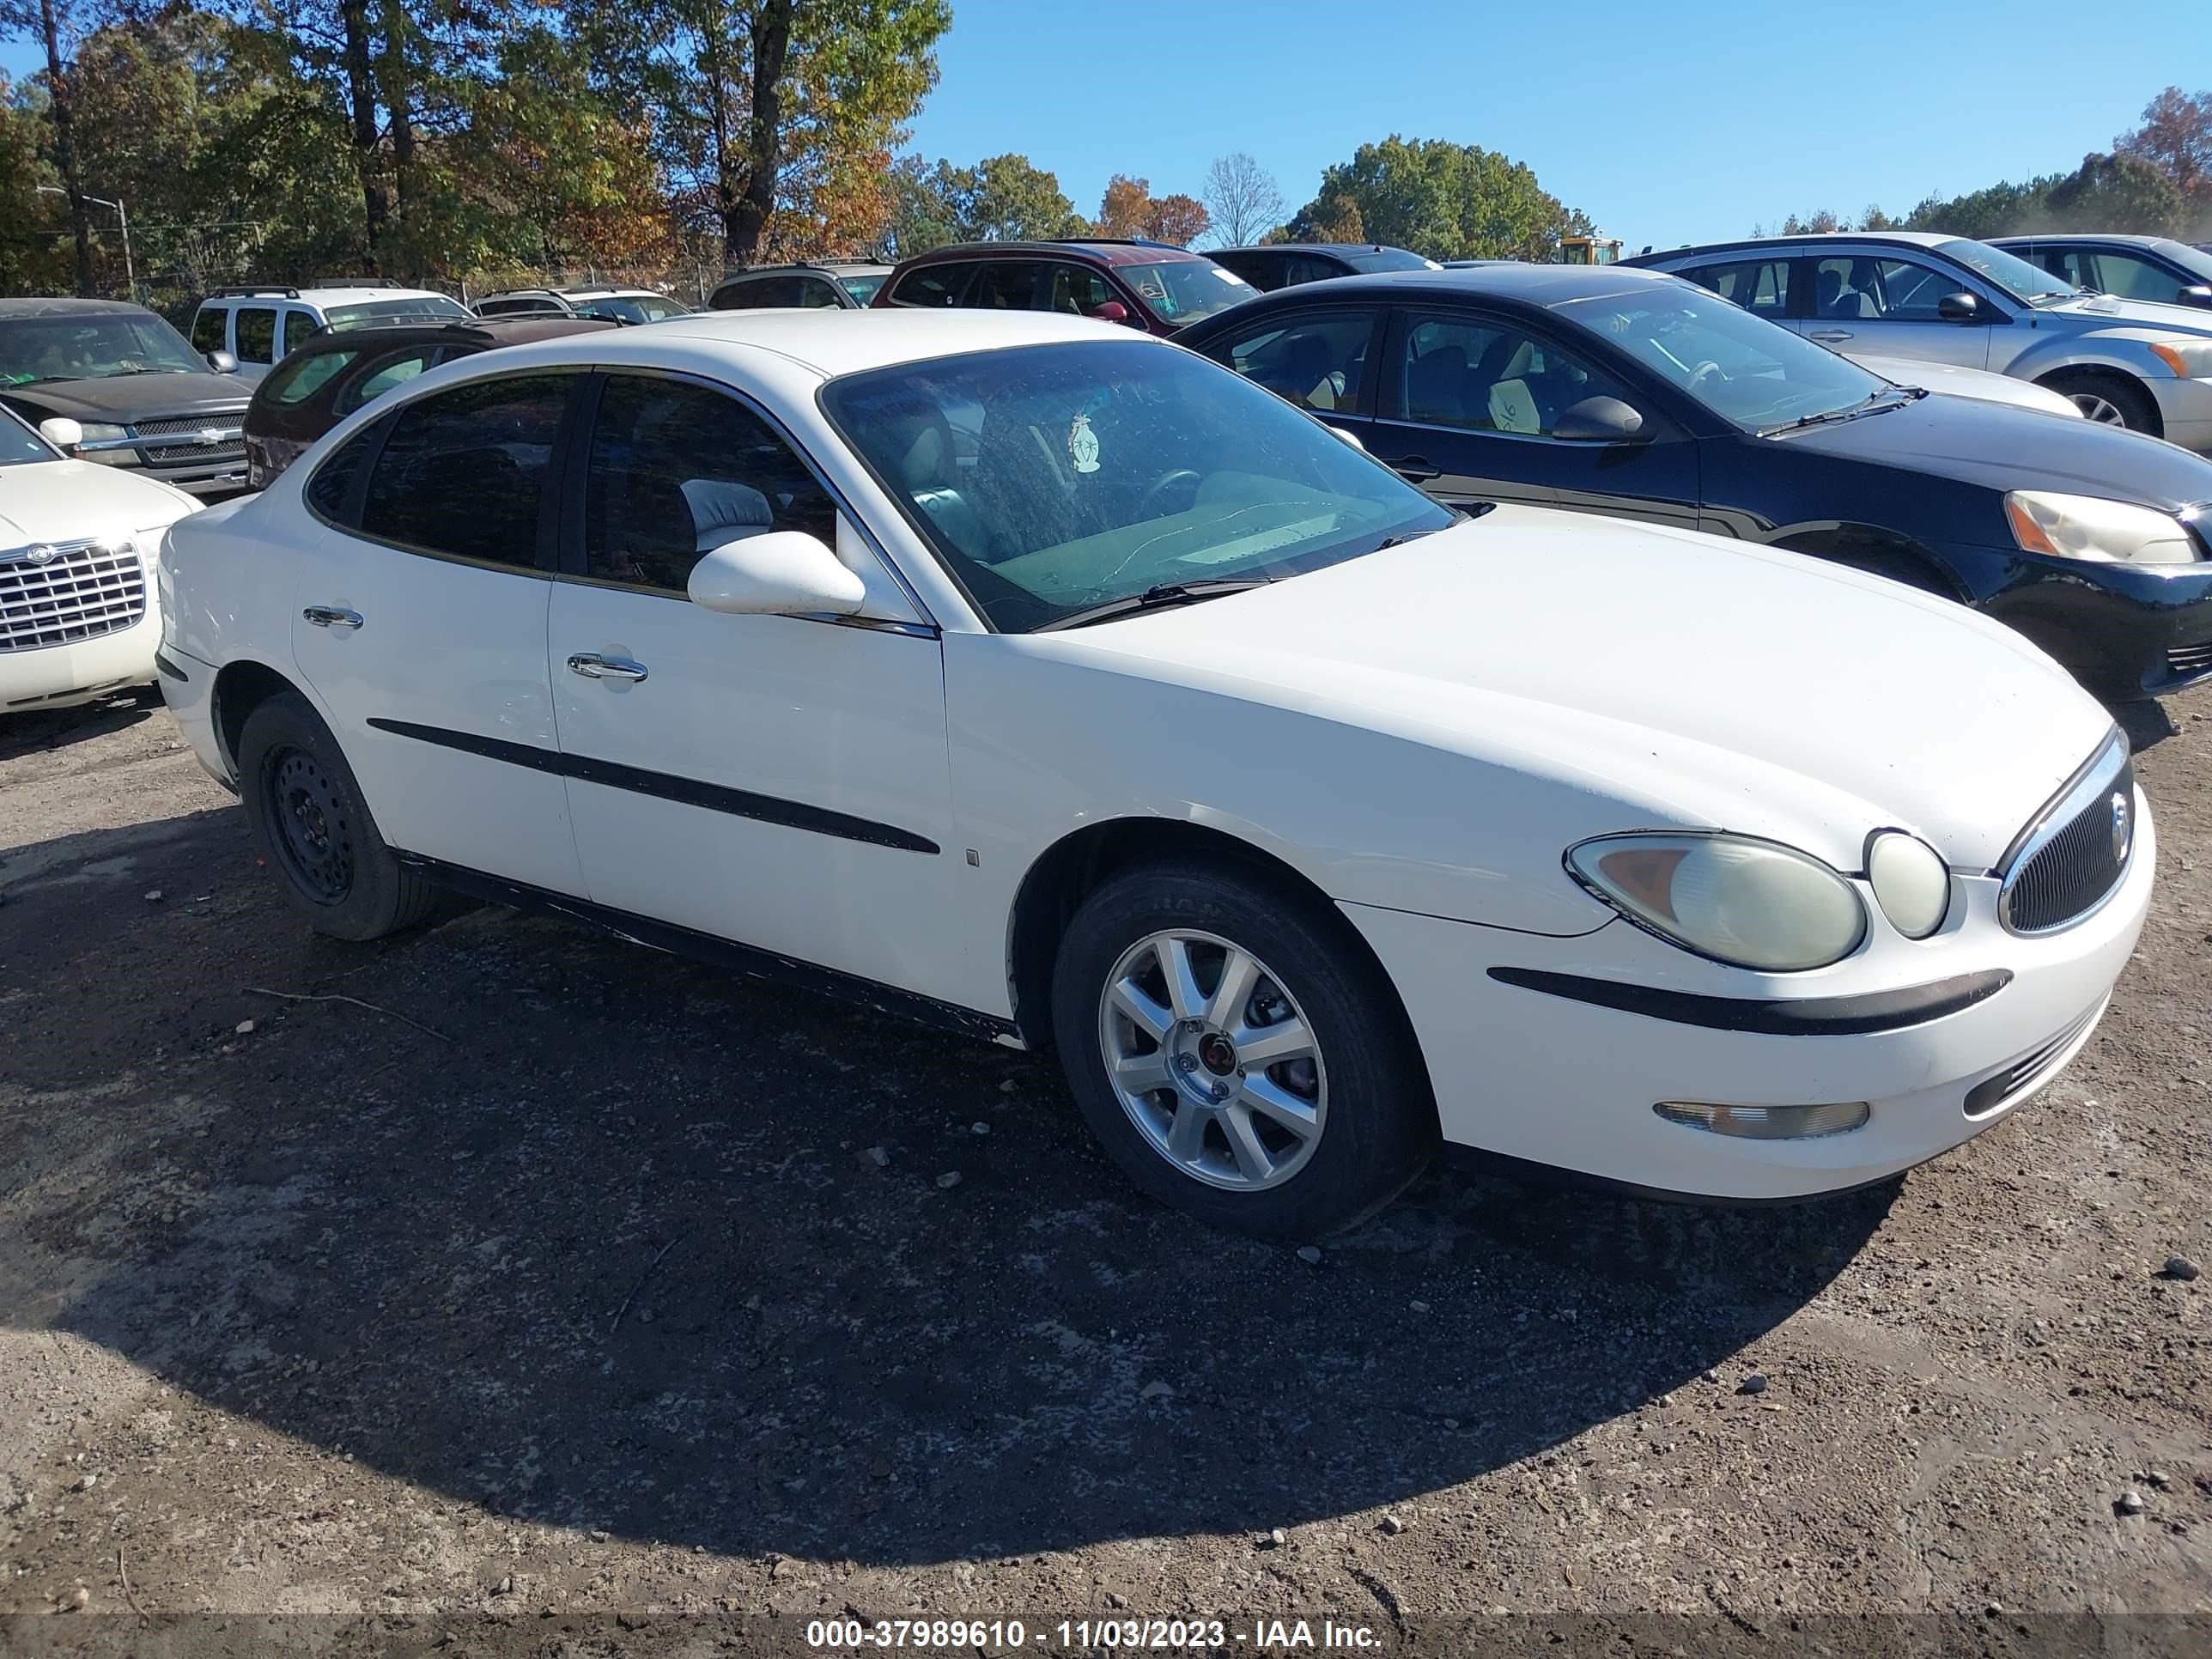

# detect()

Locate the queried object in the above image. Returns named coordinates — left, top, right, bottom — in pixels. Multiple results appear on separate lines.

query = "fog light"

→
left=1867, top=830, right=1950, bottom=939
left=1654, top=1100, right=1870, bottom=1139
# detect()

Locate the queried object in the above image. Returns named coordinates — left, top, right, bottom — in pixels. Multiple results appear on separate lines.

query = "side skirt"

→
left=393, top=852, right=1023, bottom=1048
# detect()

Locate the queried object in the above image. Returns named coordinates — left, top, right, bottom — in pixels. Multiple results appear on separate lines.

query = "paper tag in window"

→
left=1067, top=412, right=1100, bottom=474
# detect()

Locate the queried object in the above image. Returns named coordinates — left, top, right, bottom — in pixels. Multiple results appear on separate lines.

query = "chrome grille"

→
left=2167, top=640, right=2212, bottom=678
left=1963, top=1001, right=2103, bottom=1117
left=1997, top=733, right=2134, bottom=935
left=0, top=539, right=147, bottom=652
left=132, top=415, right=246, bottom=465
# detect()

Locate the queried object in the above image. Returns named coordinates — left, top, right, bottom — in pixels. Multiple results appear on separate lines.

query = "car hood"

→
left=2038, top=293, right=2212, bottom=339
left=1775, top=388, right=2212, bottom=510
left=1052, top=507, right=2114, bottom=872
left=1849, top=353, right=2079, bottom=417
left=2, top=372, right=250, bottom=422
left=0, top=458, right=198, bottom=543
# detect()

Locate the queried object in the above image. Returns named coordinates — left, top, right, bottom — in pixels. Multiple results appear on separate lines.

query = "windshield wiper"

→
left=1040, top=578, right=1274, bottom=632
left=1765, top=387, right=1924, bottom=435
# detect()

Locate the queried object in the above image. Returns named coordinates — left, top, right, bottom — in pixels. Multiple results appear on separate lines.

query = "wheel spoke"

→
left=1112, top=1050, right=1176, bottom=1097
left=1218, top=1104, right=1275, bottom=1183
left=1233, top=1015, right=1315, bottom=1068
left=1239, top=1073, right=1320, bottom=1140
left=1156, top=935, right=1209, bottom=1024
left=1206, top=947, right=1261, bottom=1032
left=1166, top=1100, right=1212, bottom=1164
left=1109, top=978, right=1171, bottom=1043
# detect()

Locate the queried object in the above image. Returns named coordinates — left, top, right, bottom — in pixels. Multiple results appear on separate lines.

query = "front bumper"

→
left=1961, top=544, right=2212, bottom=699
left=2148, top=374, right=2212, bottom=454
left=1344, top=793, right=2154, bottom=1202
left=0, top=600, right=160, bottom=710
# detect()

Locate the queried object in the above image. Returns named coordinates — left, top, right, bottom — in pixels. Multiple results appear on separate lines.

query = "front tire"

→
left=1050, top=862, right=1436, bottom=1238
left=2039, top=369, right=2160, bottom=435
left=236, top=690, right=441, bottom=941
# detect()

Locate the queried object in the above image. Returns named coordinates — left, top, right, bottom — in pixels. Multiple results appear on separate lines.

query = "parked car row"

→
left=150, top=307, right=2157, bottom=1239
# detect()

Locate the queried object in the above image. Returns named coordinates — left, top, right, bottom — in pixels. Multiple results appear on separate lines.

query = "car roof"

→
left=1987, top=232, right=2182, bottom=251
left=533, top=306, right=1147, bottom=379
left=725, top=263, right=894, bottom=277
left=0, top=297, right=162, bottom=320
left=1627, top=230, right=1957, bottom=263
left=1201, top=262, right=1684, bottom=311
left=289, top=316, right=619, bottom=354
left=1217, top=243, right=1410, bottom=258
left=901, top=240, right=1211, bottom=269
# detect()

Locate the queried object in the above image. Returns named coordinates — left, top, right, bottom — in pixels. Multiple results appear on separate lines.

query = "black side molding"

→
left=1485, top=965, right=2012, bottom=1036
left=153, top=650, right=189, bottom=682
left=366, top=717, right=939, bottom=854
left=394, top=853, right=1017, bottom=1045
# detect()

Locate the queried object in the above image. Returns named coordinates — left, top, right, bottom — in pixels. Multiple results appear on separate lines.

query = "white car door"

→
left=1802, top=252, right=1994, bottom=368
left=544, top=369, right=962, bottom=997
left=289, top=370, right=586, bottom=896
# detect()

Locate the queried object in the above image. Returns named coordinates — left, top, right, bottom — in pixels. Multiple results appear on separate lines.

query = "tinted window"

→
left=584, top=375, right=838, bottom=592
left=1212, top=311, right=1373, bottom=412
left=260, top=347, right=362, bottom=406
left=1395, top=315, right=1629, bottom=436
left=1211, top=251, right=1279, bottom=290
left=968, top=262, right=1048, bottom=310
left=305, top=422, right=380, bottom=525
left=889, top=264, right=972, bottom=307
left=360, top=374, right=569, bottom=567
left=476, top=297, right=560, bottom=319
left=1682, top=257, right=1794, bottom=319
left=1279, top=254, right=1350, bottom=286
left=821, top=340, right=1451, bottom=633
left=713, top=274, right=803, bottom=309
left=234, top=307, right=278, bottom=364
left=191, top=307, right=228, bottom=355
left=339, top=347, right=444, bottom=414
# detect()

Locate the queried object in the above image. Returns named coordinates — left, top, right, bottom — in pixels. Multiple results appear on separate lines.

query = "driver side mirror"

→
left=688, top=530, right=865, bottom=617
left=37, top=416, right=83, bottom=452
left=1936, top=293, right=1984, bottom=324
left=2177, top=284, right=2212, bottom=311
left=205, top=349, right=239, bottom=374
left=1552, top=396, right=1646, bottom=443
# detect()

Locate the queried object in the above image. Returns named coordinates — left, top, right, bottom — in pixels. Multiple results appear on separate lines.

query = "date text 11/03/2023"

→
left=804, top=1618, right=1382, bottom=1649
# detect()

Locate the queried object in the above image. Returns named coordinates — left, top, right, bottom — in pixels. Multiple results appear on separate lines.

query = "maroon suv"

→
left=873, top=240, right=1258, bottom=335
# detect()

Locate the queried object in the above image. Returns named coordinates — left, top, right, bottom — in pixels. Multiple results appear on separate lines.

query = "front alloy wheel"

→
left=1098, top=929, right=1328, bottom=1191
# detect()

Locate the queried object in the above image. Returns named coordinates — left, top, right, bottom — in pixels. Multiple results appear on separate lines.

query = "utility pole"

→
left=38, top=185, right=131, bottom=297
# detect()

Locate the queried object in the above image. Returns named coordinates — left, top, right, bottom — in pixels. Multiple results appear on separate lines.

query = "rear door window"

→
left=967, top=263, right=1048, bottom=311
left=359, top=374, right=572, bottom=568
left=234, top=307, right=278, bottom=365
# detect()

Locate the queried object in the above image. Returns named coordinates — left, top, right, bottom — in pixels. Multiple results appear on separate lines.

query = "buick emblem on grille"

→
left=25, top=543, right=58, bottom=565
left=2110, top=791, right=2132, bottom=863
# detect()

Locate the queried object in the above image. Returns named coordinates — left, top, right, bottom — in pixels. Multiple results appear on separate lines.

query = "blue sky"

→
left=908, top=0, right=2201, bottom=247
left=3, top=0, right=2197, bottom=249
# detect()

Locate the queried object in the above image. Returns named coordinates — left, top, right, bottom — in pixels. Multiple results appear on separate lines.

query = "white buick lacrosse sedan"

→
left=156, top=309, right=2153, bottom=1237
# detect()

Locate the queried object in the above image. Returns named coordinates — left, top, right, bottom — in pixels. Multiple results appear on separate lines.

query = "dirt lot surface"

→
left=1, top=685, right=2208, bottom=1655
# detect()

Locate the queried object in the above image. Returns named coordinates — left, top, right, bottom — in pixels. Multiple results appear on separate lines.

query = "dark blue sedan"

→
left=1178, top=263, right=2212, bottom=701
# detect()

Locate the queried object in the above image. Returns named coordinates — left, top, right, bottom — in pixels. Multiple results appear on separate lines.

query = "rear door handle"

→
left=1395, top=457, right=1442, bottom=483
left=567, top=653, right=648, bottom=684
left=1808, top=329, right=1854, bottom=343
left=302, top=605, right=363, bottom=630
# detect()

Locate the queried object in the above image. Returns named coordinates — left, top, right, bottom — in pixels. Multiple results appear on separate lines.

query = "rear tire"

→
left=236, top=690, right=441, bottom=941
left=1050, top=861, right=1437, bottom=1239
left=2039, top=369, right=2160, bottom=435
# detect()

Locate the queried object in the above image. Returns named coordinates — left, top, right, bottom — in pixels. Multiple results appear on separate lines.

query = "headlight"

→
left=2005, top=490, right=2199, bottom=565
left=74, top=422, right=140, bottom=467
left=1565, top=833, right=1867, bottom=971
left=1865, top=830, right=1949, bottom=939
left=2148, top=340, right=2212, bottom=379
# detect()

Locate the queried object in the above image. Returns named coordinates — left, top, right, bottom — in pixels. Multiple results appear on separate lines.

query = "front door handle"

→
left=302, top=605, right=363, bottom=630
left=1395, top=457, right=1443, bottom=483
left=1808, top=329, right=1855, bottom=343
left=567, top=653, right=648, bottom=684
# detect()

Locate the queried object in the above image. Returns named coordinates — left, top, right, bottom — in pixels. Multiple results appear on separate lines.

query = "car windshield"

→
left=0, top=403, right=57, bottom=465
left=822, top=339, right=1455, bottom=632
left=837, top=272, right=889, bottom=305
left=1120, top=260, right=1257, bottom=325
left=575, top=294, right=690, bottom=325
left=319, top=296, right=472, bottom=331
left=1936, top=239, right=2077, bottom=303
left=1557, top=283, right=1893, bottom=433
left=0, top=312, right=204, bottom=383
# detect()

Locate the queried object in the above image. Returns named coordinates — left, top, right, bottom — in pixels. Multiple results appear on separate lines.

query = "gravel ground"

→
left=0, top=684, right=2206, bottom=1655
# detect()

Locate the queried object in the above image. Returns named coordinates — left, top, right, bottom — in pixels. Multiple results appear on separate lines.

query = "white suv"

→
left=190, top=283, right=471, bottom=382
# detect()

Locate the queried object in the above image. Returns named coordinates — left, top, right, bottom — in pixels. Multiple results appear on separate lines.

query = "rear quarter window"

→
left=889, top=265, right=972, bottom=307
